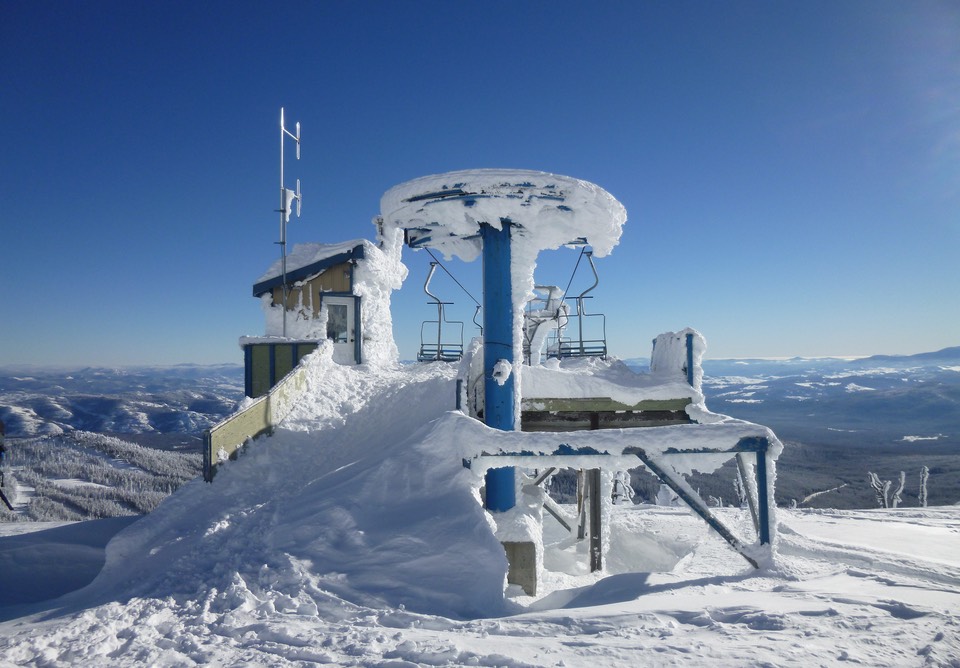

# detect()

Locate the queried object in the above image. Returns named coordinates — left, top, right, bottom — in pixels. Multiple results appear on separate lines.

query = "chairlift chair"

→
left=523, top=285, right=569, bottom=365
left=554, top=251, right=608, bottom=360
left=417, top=262, right=466, bottom=362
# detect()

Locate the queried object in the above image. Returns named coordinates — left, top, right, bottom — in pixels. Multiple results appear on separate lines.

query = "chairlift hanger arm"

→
left=472, top=305, right=483, bottom=333
left=423, top=262, right=441, bottom=304
left=576, top=251, right=600, bottom=300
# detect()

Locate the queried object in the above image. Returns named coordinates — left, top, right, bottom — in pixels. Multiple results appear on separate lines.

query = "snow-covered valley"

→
left=0, top=365, right=243, bottom=439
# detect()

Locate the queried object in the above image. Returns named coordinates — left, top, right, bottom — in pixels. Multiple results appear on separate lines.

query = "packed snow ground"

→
left=1, top=356, right=959, bottom=666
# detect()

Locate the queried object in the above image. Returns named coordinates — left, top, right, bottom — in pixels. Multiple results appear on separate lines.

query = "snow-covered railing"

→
left=203, top=347, right=317, bottom=481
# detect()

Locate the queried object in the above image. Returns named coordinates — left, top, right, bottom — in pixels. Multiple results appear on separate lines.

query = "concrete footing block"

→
left=502, top=541, right=538, bottom=596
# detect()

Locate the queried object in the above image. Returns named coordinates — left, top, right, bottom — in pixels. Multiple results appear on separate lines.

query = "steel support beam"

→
left=481, top=221, right=516, bottom=512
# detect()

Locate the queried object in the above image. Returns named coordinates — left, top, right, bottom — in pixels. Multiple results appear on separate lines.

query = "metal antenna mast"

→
left=278, top=107, right=301, bottom=338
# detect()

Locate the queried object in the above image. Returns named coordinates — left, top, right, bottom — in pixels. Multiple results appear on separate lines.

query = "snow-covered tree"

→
left=611, top=470, right=635, bottom=505
left=919, top=466, right=929, bottom=508
left=890, top=471, right=906, bottom=509
left=868, top=471, right=891, bottom=509
left=655, top=483, right=679, bottom=507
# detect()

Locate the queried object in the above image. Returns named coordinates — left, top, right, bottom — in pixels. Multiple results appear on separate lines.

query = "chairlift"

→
left=522, top=285, right=569, bottom=365
left=417, top=262, right=466, bottom=362
left=553, top=251, right=608, bottom=359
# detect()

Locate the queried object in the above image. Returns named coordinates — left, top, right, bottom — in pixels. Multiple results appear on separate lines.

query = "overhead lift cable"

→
left=424, top=248, right=482, bottom=307
left=559, top=247, right=587, bottom=308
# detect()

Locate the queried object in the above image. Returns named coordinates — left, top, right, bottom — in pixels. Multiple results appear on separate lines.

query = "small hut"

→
left=240, top=228, right=406, bottom=398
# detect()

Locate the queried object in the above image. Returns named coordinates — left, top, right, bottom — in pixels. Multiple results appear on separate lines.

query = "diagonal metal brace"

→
left=0, top=487, right=13, bottom=511
left=631, top=447, right=760, bottom=569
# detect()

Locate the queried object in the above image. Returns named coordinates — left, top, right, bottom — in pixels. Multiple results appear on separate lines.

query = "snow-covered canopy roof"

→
left=253, top=240, right=367, bottom=296
left=380, top=169, right=626, bottom=262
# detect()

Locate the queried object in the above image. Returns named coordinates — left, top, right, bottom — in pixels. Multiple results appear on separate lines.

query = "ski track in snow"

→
left=1, top=360, right=959, bottom=666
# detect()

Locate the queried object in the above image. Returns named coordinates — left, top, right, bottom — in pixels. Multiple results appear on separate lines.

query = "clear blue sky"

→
left=2, top=0, right=957, bottom=366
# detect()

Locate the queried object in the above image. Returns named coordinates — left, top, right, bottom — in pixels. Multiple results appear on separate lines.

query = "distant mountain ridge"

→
left=858, top=346, right=960, bottom=364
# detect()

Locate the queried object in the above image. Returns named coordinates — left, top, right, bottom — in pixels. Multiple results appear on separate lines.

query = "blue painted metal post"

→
left=481, top=221, right=516, bottom=512
left=685, top=332, right=695, bottom=386
left=354, top=296, right=363, bottom=364
left=243, top=345, right=253, bottom=398
left=756, top=443, right=771, bottom=545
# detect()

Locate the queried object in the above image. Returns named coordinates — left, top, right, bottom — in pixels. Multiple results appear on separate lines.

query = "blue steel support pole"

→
left=481, top=221, right=516, bottom=512
left=354, top=297, right=363, bottom=364
left=756, top=442, right=771, bottom=545
left=244, top=345, right=253, bottom=398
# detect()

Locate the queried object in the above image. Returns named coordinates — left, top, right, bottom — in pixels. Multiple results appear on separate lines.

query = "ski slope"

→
left=1, top=354, right=958, bottom=666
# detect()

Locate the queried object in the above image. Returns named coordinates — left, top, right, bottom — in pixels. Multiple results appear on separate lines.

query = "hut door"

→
left=324, top=296, right=357, bottom=364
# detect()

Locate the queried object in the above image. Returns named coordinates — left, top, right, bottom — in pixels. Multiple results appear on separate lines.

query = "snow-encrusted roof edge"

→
left=253, top=241, right=368, bottom=297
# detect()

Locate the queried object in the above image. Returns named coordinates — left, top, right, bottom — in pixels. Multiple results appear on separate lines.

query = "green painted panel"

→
left=250, top=345, right=272, bottom=398
left=520, top=397, right=692, bottom=412
left=296, top=343, right=318, bottom=363
left=275, top=344, right=294, bottom=381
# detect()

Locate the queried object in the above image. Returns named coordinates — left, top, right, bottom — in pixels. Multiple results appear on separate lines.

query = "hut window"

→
left=327, top=303, right=349, bottom=343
